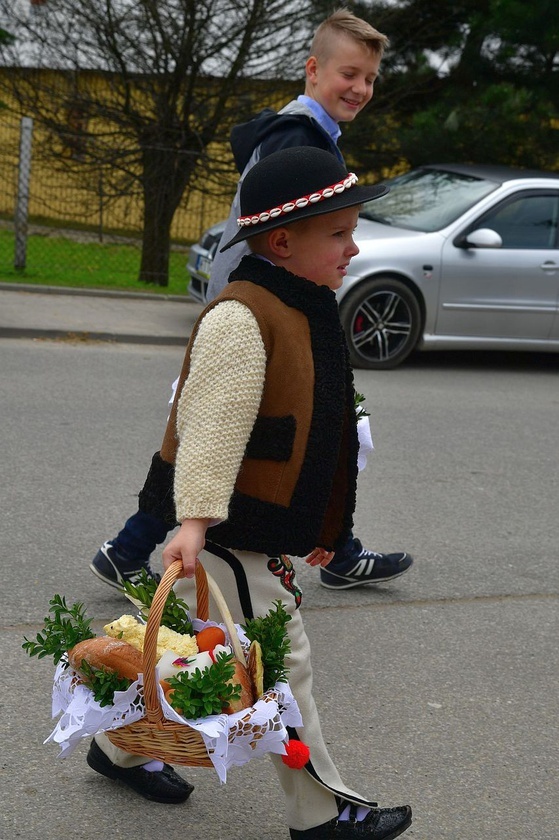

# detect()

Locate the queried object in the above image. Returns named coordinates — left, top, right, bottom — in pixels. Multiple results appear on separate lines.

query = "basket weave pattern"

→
left=106, top=559, right=248, bottom=767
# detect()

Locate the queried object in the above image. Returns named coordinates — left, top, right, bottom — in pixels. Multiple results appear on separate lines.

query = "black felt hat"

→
left=220, top=146, right=389, bottom=251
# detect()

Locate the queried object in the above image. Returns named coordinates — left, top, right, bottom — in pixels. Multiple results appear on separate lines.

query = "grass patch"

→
left=0, top=228, right=191, bottom=296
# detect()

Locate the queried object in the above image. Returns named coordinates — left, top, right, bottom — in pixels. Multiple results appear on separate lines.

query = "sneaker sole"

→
left=319, top=566, right=412, bottom=590
left=89, top=561, right=126, bottom=591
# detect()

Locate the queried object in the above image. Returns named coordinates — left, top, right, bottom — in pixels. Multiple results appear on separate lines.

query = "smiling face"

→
left=305, top=33, right=381, bottom=123
left=264, top=206, right=361, bottom=291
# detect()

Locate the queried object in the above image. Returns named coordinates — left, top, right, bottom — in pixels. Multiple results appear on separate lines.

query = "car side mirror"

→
left=455, top=228, right=503, bottom=249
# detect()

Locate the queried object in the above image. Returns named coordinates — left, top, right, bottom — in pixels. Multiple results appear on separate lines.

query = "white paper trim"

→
left=357, top=416, right=374, bottom=471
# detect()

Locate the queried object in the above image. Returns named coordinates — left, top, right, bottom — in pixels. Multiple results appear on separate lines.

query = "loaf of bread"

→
left=68, top=636, right=143, bottom=682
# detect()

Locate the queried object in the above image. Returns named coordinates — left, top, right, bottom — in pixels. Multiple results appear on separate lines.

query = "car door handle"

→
left=540, top=261, right=557, bottom=272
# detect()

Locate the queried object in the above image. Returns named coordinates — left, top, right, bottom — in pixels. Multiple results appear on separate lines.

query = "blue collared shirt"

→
left=297, top=95, right=342, bottom=146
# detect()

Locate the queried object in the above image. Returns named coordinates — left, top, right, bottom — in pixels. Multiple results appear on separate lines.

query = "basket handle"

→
left=204, top=568, right=247, bottom=666
left=142, top=559, right=247, bottom=723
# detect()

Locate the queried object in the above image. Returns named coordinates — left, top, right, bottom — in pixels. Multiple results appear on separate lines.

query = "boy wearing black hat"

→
left=157, top=145, right=412, bottom=840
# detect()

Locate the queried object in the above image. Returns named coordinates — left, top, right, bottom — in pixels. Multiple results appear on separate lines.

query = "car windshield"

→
left=360, top=168, right=499, bottom=232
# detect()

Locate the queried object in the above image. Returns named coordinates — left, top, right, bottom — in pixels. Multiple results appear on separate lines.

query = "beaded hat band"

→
left=220, top=146, right=389, bottom=252
left=237, top=172, right=358, bottom=228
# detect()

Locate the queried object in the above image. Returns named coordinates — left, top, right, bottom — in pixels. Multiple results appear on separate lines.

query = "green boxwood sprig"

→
left=166, top=652, right=241, bottom=718
left=243, top=601, right=291, bottom=690
left=354, top=391, right=370, bottom=419
left=22, top=595, right=95, bottom=665
left=22, top=595, right=135, bottom=707
left=122, top=570, right=193, bottom=635
left=77, top=660, right=134, bottom=707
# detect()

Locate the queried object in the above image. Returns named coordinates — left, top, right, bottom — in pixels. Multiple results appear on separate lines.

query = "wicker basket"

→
left=106, top=559, right=249, bottom=767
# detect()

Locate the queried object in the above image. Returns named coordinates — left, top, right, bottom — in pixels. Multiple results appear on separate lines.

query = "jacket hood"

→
left=230, top=102, right=332, bottom=174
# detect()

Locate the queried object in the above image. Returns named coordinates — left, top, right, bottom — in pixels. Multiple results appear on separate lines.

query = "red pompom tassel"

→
left=281, top=739, right=310, bottom=769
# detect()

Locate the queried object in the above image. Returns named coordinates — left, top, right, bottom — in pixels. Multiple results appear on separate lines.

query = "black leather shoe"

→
left=86, top=739, right=194, bottom=804
left=289, top=806, right=412, bottom=840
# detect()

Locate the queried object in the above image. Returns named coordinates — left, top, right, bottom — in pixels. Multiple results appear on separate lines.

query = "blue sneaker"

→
left=320, top=538, right=413, bottom=590
left=90, top=540, right=161, bottom=591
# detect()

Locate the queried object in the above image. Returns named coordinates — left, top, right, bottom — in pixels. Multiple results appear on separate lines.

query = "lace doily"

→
left=46, top=661, right=146, bottom=758
left=158, top=677, right=301, bottom=782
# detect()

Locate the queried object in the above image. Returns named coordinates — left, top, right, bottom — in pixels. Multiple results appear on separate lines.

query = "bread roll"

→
left=223, top=659, right=255, bottom=714
left=247, top=640, right=264, bottom=698
left=68, top=636, right=143, bottom=682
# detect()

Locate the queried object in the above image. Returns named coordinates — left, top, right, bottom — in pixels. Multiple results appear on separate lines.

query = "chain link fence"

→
left=0, top=111, right=232, bottom=290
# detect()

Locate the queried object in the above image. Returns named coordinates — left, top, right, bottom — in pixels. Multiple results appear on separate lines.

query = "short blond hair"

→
left=310, top=7, right=389, bottom=60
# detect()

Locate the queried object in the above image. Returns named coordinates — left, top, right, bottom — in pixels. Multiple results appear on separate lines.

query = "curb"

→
left=0, top=282, right=199, bottom=304
left=0, top=326, right=189, bottom=345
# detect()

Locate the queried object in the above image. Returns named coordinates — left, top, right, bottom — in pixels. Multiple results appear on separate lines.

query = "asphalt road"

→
left=1, top=337, right=558, bottom=840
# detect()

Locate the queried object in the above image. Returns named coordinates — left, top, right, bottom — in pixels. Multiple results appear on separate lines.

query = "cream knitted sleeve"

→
left=173, top=299, right=266, bottom=522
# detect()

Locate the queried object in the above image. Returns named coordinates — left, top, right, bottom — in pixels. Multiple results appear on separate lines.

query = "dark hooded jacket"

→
left=230, top=105, right=343, bottom=174
left=205, top=99, right=344, bottom=302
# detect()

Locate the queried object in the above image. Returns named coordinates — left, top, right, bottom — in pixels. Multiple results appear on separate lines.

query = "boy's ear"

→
left=305, top=55, right=319, bottom=82
left=267, top=227, right=291, bottom=258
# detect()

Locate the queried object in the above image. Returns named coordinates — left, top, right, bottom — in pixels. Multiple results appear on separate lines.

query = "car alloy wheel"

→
left=340, top=276, right=422, bottom=370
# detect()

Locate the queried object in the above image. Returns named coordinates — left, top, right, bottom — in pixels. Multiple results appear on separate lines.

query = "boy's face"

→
left=305, top=34, right=381, bottom=123
left=280, top=206, right=360, bottom=292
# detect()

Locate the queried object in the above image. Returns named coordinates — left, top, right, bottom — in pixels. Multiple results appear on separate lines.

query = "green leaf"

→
left=78, top=660, right=134, bottom=707
left=22, top=595, right=95, bottom=665
left=354, top=391, right=370, bottom=419
left=166, top=651, right=240, bottom=718
left=243, top=601, right=292, bottom=690
left=122, top=570, right=193, bottom=635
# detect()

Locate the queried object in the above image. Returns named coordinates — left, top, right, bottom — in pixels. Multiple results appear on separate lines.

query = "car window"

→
left=359, top=168, right=499, bottom=232
left=476, top=192, right=559, bottom=249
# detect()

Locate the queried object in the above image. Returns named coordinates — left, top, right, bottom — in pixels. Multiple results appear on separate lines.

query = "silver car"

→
left=187, top=163, right=559, bottom=369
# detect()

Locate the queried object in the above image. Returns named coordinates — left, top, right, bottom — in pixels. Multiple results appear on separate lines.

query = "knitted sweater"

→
left=164, top=255, right=359, bottom=556
left=173, top=299, right=266, bottom=522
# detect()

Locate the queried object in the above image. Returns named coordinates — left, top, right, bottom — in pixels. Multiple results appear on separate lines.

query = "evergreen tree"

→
left=335, top=0, right=558, bottom=174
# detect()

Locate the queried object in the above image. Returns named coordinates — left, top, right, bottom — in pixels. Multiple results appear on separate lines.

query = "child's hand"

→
left=162, top=518, right=210, bottom=578
left=305, top=547, right=335, bottom=567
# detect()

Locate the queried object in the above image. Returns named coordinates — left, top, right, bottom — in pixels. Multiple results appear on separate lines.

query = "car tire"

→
left=340, top=276, right=422, bottom=370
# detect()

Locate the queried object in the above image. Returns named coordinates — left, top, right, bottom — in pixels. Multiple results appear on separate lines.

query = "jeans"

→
left=111, top=510, right=173, bottom=566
